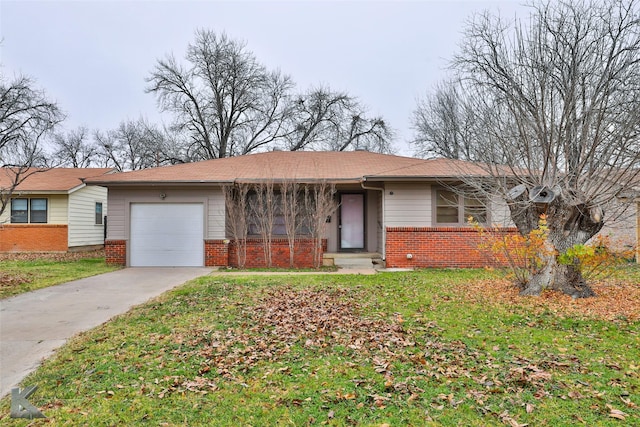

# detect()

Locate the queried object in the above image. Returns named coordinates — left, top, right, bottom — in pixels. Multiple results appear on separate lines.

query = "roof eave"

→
left=85, top=180, right=236, bottom=187
left=363, top=175, right=490, bottom=182
left=87, top=178, right=364, bottom=186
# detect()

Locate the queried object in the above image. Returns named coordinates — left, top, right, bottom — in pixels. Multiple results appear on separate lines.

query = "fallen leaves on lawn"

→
left=0, top=271, right=32, bottom=288
left=197, top=287, right=414, bottom=378
left=158, top=287, right=416, bottom=396
left=606, top=404, right=628, bottom=420
left=0, top=251, right=105, bottom=292
left=456, top=277, right=640, bottom=321
left=0, top=250, right=104, bottom=262
left=148, top=283, right=637, bottom=427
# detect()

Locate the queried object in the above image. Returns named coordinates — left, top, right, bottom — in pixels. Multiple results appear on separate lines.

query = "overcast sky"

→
left=1, top=0, right=530, bottom=156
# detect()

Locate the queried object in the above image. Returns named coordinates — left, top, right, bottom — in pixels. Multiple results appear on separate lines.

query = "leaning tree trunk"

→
left=510, top=197, right=603, bottom=298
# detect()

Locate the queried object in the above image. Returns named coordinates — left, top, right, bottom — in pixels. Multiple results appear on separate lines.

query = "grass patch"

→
left=0, top=252, right=119, bottom=299
left=1, top=270, right=638, bottom=425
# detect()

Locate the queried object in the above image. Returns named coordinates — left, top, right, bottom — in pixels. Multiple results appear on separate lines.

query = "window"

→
left=30, top=199, right=48, bottom=223
left=245, top=191, right=311, bottom=236
left=247, top=192, right=287, bottom=236
left=434, top=188, right=488, bottom=225
left=10, top=199, right=28, bottom=223
left=10, top=198, right=48, bottom=223
left=95, top=202, right=103, bottom=225
left=435, top=190, right=459, bottom=224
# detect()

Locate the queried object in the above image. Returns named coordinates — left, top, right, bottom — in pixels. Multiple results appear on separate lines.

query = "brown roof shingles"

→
left=85, top=151, right=491, bottom=185
left=0, top=168, right=114, bottom=192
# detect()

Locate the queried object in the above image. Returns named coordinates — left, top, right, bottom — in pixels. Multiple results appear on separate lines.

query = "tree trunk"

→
left=550, top=262, right=596, bottom=298
left=516, top=199, right=603, bottom=298
left=520, top=254, right=595, bottom=298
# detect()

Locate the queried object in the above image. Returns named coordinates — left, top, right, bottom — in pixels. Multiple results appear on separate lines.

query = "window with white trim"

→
left=10, top=198, right=48, bottom=223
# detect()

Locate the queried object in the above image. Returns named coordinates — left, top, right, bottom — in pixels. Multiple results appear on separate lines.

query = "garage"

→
left=130, top=203, right=204, bottom=267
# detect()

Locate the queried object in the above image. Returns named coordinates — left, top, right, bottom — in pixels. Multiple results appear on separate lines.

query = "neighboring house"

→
left=86, top=151, right=521, bottom=268
left=0, top=168, right=114, bottom=252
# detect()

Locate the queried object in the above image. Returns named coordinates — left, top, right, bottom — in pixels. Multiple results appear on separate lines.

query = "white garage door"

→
left=130, top=203, right=204, bottom=267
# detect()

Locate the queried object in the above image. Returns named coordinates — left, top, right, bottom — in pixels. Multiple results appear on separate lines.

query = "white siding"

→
left=384, top=182, right=431, bottom=227
left=68, top=185, right=108, bottom=247
left=49, top=195, right=68, bottom=223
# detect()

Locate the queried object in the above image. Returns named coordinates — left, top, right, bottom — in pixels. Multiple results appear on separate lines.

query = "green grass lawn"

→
left=1, top=269, right=638, bottom=426
left=0, top=253, right=120, bottom=299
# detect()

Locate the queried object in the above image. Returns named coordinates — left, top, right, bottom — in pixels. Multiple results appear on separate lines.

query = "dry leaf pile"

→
left=0, top=271, right=31, bottom=289
left=457, top=277, right=640, bottom=321
left=190, top=288, right=414, bottom=380
left=0, top=250, right=104, bottom=262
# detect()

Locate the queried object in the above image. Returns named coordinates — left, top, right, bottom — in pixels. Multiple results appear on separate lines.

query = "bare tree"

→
left=281, top=178, right=304, bottom=268
left=250, top=179, right=277, bottom=267
left=51, top=126, right=97, bottom=167
left=412, top=81, right=480, bottom=160
left=437, top=0, right=640, bottom=297
left=0, top=73, right=64, bottom=218
left=223, top=183, right=250, bottom=268
left=304, top=181, right=339, bottom=269
left=147, top=30, right=293, bottom=160
left=94, top=118, right=168, bottom=171
left=283, top=87, right=393, bottom=153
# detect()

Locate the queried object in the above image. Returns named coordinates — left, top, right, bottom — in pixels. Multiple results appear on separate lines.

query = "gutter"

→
left=360, top=177, right=386, bottom=261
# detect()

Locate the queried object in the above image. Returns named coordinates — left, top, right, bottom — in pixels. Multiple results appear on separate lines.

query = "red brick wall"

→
left=105, top=239, right=127, bottom=266
left=105, top=238, right=328, bottom=268
left=386, top=227, right=519, bottom=268
left=204, top=240, right=229, bottom=267
left=228, top=238, right=327, bottom=268
left=0, top=224, right=68, bottom=252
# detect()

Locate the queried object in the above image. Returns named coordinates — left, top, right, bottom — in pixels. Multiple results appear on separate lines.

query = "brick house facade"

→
left=89, top=152, right=636, bottom=268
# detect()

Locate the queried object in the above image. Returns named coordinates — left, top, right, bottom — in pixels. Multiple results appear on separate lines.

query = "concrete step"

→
left=334, top=258, right=374, bottom=269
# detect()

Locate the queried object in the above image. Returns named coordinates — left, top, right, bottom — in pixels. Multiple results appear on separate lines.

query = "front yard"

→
left=1, top=267, right=638, bottom=426
left=0, top=251, right=119, bottom=299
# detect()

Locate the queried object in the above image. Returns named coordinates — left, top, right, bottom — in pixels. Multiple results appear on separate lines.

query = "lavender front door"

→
left=339, top=193, right=364, bottom=250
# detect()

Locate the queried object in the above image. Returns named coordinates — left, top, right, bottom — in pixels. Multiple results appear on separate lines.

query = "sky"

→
left=0, top=0, right=530, bottom=156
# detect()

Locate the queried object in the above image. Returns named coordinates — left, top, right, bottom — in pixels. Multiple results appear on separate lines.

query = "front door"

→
left=339, top=193, right=364, bottom=250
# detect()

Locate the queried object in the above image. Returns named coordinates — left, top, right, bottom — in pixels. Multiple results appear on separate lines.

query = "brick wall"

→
left=105, top=239, right=127, bottom=266
left=228, top=238, right=327, bottom=268
left=0, top=224, right=68, bottom=252
left=386, top=226, right=519, bottom=268
left=204, top=240, right=229, bottom=267
left=105, top=238, right=328, bottom=268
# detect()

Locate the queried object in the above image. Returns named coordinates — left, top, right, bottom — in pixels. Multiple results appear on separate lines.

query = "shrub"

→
left=558, top=236, right=636, bottom=282
left=471, top=215, right=553, bottom=289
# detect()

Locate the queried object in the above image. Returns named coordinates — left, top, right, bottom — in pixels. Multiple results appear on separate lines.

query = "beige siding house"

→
left=85, top=152, right=526, bottom=268
left=0, top=168, right=113, bottom=252
left=85, top=151, right=638, bottom=268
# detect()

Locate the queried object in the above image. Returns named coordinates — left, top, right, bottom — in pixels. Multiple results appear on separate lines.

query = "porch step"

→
left=323, top=253, right=384, bottom=269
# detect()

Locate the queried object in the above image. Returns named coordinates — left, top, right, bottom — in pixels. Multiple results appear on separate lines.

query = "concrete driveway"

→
left=0, top=267, right=212, bottom=398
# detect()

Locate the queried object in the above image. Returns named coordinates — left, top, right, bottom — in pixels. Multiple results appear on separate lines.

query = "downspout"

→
left=361, top=177, right=385, bottom=260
